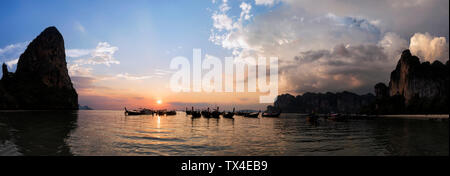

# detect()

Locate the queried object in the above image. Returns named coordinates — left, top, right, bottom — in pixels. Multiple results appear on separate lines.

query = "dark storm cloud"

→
left=282, top=43, right=394, bottom=94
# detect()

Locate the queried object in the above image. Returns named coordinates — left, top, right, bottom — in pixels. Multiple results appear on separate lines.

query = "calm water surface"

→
left=0, top=110, right=448, bottom=156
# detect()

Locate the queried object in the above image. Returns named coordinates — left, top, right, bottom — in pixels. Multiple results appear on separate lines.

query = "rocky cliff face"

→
left=273, top=92, right=375, bottom=113
left=389, top=49, right=449, bottom=103
left=371, top=49, right=450, bottom=114
left=374, top=83, right=389, bottom=99
left=0, top=26, right=78, bottom=110
left=268, top=49, right=448, bottom=114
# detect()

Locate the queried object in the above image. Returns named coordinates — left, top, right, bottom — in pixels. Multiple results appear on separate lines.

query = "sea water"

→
left=0, top=110, right=448, bottom=156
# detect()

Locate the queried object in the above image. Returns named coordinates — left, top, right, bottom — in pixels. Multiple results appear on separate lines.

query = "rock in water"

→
left=0, top=26, right=78, bottom=110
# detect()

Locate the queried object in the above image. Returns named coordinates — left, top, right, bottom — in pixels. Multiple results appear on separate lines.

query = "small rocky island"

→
left=0, top=26, right=78, bottom=110
left=269, top=49, right=449, bottom=114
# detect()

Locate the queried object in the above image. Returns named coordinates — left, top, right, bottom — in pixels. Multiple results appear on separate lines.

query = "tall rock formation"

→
left=389, top=49, right=449, bottom=103
left=268, top=49, right=449, bottom=114
left=373, top=49, right=448, bottom=114
left=0, top=26, right=78, bottom=110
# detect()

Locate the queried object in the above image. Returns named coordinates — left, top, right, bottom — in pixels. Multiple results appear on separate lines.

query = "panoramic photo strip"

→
left=0, top=0, right=448, bottom=175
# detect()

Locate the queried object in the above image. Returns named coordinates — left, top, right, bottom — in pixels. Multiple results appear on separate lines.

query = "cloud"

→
left=208, top=0, right=448, bottom=95
left=212, top=13, right=234, bottom=31
left=66, top=42, right=122, bottom=101
left=255, top=0, right=278, bottom=6
left=0, top=42, right=28, bottom=56
left=67, top=42, right=119, bottom=78
left=283, top=43, right=392, bottom=93
left=240, top=2, right=252, bottom=20
left=391, top=0, right=429, bottom=8
left=219, top=0, right=230, bottom=12
left=210, top=3, right=384, bottom=60
left=66, top=49, right=91, bottom=58
left=71, top=76, right=97, bottom=90
left=74, top=21, right=86, bottom=33
left=210, top=0, right=258, bottom=56
left=154, top=69, right=173, bottom=76
left=68, top=64, right=93, bottom=77
left=282, top=0, right=449, bottom=39
left=0, top=42, right=29, bottom=71
left=378, top=32, right=409, bottom=60
left=105, top=69, right=171, bottom=81
left=5, top=58, right=19, bottom=69
left=116, top=73, right=157, bottom=80
left=71, top=42, right=120, bottom=66
left=409, top=33, right=449, bottom=62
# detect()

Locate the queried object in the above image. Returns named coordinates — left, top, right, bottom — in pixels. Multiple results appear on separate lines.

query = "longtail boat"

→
left=223, top=108, right=235, bottom=119
left=245, top=111, right=260, bottom=118
left=166, top=110, right=177, bottom=116
left=201, top=108, right=211, bottom=118
left=262, top=110, right=281, bottom=117
left=185, top=107, right=192, bottom=115
left=124, top=107, right=144, bottom=115
left=191, top=110, right=201, bottom=118
left=211, top=107, right=220, bottom=118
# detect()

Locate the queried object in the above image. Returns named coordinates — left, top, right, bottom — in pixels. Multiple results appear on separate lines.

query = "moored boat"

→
left=141, top=108, right=153, bottom=115
left=262, top=110, right=281, bottom=117
left=124, top=107, right=144, bottom=115
left=166, top=110, right=176, bottom=116
left=185, top=107, right=192, bottom=115
left=191, top=110, right=201, bottom=118
left=245, top=111, right=260, bottom=118
left=211, top=107, right=221, bottom=118
left=201, top=108, right=212, bottom=118
left=223, top=108, right=235, bottom=119
left=156, top=110, right=166, bottom=116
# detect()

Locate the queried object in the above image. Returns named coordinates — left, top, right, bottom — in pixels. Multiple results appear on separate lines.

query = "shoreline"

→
left=287, top=113, right=448, bottom=121
left=375, top=114, right=449, bottom=120
left=1, top=110, right=448, bottom=120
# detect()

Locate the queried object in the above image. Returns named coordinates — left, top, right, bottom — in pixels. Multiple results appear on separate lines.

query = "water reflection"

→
left=0, top=110, right=448, bottom=156
left=0, top=111, right=78, bottom=156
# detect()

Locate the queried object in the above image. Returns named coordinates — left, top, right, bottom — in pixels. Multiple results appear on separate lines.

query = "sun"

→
left=156, top=100, right=162, bottom=105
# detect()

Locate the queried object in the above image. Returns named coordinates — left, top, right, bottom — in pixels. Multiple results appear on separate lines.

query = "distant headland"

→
left=0, top=26, right=78, bottom=110
left=268, top=49, right=449, bottom=115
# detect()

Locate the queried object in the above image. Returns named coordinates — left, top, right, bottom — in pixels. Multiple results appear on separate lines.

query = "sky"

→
left=0, top=0, right=449, bottom=110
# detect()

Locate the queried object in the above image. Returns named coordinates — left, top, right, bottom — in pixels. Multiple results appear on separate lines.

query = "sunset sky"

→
left=0, top=0, right=449, bottom=110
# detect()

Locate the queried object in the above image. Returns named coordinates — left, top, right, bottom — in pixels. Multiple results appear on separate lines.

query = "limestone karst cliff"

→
left=0, top=26, right=78, bottom=110
left=374, top=50, right=449, bottom=114
left=268, top=49, right=448, bottom=114
left=389, top=49, right=449, bottom=103
left=270, top=92, right=375, bottom=114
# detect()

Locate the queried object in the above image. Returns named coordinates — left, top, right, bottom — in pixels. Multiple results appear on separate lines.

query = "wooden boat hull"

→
left=211, top=111, right=220, bottom=118
left=166, top=111, right=177, bottom=116
left=245, top=113, right=259, bottom=118
left=223, top=113, right=234, bottom=119
left=125, top=111, right=144, bottom=115
left=262, top=113, right=281, bottom=117
left=191, top=111, right=201, bottom=118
